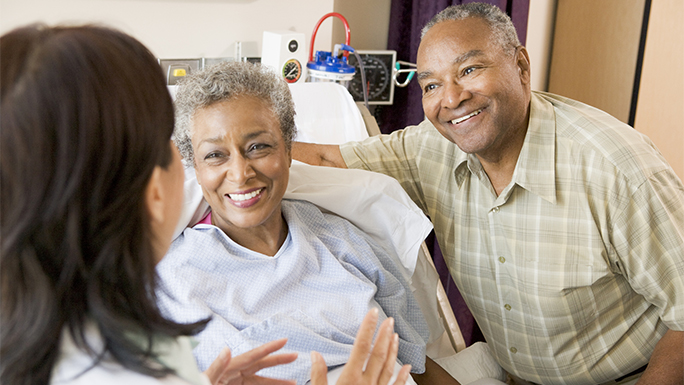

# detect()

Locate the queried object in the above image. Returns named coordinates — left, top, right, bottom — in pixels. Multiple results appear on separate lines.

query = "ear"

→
left=145, top=166, right=166, bottom=225
left=516, top=46, right=531, bottom=85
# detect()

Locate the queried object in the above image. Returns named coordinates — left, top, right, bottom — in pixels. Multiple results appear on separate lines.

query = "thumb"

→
left=204, top=347, right=231, bottom=384
left=309, top=351, right=328, bottom=385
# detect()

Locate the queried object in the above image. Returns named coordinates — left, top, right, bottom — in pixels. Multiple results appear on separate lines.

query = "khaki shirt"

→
left=341, top=91, right=684, bottom=384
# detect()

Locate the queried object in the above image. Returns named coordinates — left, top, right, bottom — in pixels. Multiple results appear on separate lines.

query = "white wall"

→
left=0, top=0, right=336, bottom=60
left=1, top=0, right=556, bottom=90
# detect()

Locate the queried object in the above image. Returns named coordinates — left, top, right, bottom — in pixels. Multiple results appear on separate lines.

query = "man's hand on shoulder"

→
left=292, top=142, right=347, bottom=168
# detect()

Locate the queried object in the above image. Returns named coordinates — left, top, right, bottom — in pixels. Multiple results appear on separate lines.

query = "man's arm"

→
left=292, top=142, right=347, bottom=168
left=636, top=329, right=683, bottom=385
left=411, top=356, right=461, bottom=385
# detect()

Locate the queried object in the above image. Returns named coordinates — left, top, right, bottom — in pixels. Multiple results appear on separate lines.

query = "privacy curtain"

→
left=379, top=0, right=530, bottom=346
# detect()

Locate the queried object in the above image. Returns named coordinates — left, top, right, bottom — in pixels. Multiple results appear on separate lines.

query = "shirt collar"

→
left=452, top=92, right=557, bottom=204
left=512, top=92, right=557, bottom=204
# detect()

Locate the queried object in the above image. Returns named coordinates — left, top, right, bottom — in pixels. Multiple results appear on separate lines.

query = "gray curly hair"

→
left=173, top=61, right=296, bottom=165
left=421, top=2, right=521, bottom=56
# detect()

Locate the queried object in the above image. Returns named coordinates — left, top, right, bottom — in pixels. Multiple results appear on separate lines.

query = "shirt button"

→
left=510, top=347, right=517, bottom=354
left=492, top=207, right=500, bottom=213
left=499, top=256, right=506, bottom=263
left=504, top=304, right=512, bottom=311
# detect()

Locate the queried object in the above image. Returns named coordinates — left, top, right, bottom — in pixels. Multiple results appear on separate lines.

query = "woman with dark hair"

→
left=0, top=24, right=410, bottom=385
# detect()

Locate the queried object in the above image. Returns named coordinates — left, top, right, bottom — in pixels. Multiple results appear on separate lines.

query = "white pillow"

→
left=289, top=82, right=368, bottom=144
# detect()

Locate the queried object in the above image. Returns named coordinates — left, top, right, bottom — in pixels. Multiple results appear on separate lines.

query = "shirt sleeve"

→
left=610, top=168, right=684, bottom=330
left=339, top=121, right=432, bottom=214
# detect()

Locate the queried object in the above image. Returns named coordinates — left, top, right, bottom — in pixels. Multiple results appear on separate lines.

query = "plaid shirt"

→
left=341, top=91, right=684, bottom=384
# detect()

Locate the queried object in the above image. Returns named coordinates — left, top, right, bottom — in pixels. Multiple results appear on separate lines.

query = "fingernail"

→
left=310, top=351, right=319, bottom=363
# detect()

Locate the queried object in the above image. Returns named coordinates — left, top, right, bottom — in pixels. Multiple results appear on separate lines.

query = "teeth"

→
left=451, top=109, right=482, bottom=124
left=228, top=189, right=262, bottom=202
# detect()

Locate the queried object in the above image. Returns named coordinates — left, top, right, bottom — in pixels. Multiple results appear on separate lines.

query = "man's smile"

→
left=450, top=109, right=483, bottom=125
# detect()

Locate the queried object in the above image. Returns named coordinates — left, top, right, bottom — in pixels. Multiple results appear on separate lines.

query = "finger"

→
left=309, top=351, right=328, bottom=385
left=204, top=347, right=231, bottom=384
left=239, top=376, right=297, bottom=385
left=362, top=317, right=394, bottom=380
left=227, top=338, right=290, bottom=372
left=345, top=308, right=380, bottom=369
left=376, top=333, right=400, bottom=385
left=237, top=352, right=299, bottom=376
left=392, top=364, right=412, bottom=385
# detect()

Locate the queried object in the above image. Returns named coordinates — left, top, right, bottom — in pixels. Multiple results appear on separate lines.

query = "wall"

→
left=1, top=0, right=552, bottom=86
left=547, top=0, right=646, bottom=124
left=633, top=0, right=684, bottom=179
left=332, top=0, right=392, bottom=51
left=525, top=0, right=556, bottom=92
left=0, top=0, right=337, bottom=60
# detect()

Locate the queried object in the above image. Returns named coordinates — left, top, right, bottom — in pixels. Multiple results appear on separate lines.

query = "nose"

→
left=442, top=80, right=471, bottom=109
left=227, top=154, right=256, bottom=185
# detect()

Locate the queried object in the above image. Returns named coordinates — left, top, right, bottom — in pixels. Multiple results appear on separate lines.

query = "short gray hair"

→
left=421, top=2, right=521, bottom=55
left=173, top=61, right=296, bottom=165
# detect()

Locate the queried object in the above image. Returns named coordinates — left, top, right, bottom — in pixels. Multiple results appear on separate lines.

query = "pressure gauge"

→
left=282, top=58, right=302, bottom=83
left=347, top=50, right=396, bottom=105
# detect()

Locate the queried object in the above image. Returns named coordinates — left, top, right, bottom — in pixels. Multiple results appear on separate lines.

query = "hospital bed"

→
left=170, top=82, right=506, bottom=384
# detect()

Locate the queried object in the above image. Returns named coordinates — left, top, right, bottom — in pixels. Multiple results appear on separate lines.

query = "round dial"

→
left=349, top=56, right=390, bottom=101
left=282, top=59, right=302, bottom=83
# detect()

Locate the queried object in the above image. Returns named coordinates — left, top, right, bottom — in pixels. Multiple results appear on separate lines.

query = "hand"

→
left=204, top=338, right=298, bottom=385
left=309, top=308, right=412, bottom=385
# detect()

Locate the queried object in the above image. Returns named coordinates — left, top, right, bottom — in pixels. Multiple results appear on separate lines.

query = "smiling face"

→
left=191, top=96, right=291, bottom=240
left=417, top=17, right=531, bottom=163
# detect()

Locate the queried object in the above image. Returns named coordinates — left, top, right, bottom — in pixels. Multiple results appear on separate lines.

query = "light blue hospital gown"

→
left=156, top=199, right=429, bottom=384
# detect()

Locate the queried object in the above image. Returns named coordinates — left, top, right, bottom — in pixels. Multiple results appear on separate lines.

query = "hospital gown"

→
left=155, top=199, right=429, bottom=384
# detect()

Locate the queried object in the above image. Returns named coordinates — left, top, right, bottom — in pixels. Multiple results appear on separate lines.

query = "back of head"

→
left=421, top=2, right=521, bottom=55
left=0, top=24, right=201, bottom=384
left=173, top=61, right=296, bottom=166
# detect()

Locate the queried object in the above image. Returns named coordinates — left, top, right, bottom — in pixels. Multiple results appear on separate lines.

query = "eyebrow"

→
left=197, top=130, right=272, bottom=147
left=417, top=49, right=485, bottom=81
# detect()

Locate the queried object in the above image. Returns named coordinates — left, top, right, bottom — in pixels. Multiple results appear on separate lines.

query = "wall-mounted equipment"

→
left=261, top=31, right=308, bottom=84
left=347, top=50, right=396, bottom=105
left=158, top=58, right=235, bottom=85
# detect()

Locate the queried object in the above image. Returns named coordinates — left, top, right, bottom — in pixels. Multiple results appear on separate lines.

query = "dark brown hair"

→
left=0, top=24, right=206, bottom=384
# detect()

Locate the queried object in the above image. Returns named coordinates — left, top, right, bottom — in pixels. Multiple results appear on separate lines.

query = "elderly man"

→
left=293, top=3, right=684, bottom=385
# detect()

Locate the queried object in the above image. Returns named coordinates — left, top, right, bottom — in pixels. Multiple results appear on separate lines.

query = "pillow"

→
left=289, top=82, right=368, bottom=144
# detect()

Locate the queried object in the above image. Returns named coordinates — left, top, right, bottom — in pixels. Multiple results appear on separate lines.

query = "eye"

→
left=204, top=151, right=223, bottom=160
left=462, top=66, right=477, bottom=76
left=423, top=83, right=438, bottom=93
left=248, top=143, right=270, bottom=152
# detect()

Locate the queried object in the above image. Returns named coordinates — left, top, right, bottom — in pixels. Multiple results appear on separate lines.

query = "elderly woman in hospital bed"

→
left=155, top=61, right=465, bottom=385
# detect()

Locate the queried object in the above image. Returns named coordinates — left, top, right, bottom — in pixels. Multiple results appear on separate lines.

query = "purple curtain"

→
left=380, top=0, right=530, bottom=347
